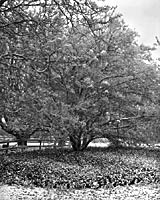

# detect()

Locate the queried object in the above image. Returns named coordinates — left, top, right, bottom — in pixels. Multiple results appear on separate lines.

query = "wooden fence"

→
left=0, top=139, right=71, bottom=153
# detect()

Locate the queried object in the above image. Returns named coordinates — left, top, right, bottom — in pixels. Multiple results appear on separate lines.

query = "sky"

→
left=99, top=0, right=160, bottom=61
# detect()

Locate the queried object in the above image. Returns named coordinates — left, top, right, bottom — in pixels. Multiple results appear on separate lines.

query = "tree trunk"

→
left=58, top=138, right=66, bottom=147
left=69, top=135, right=82, bottom=151
left=14, top=132, right=29, bottom=146
left=81, top=135, right=93, bottom=151
left=69, top=134, right=92, bottom=151
left=110, top=138, right=122, bottom=147
left=17, top=140, right=27, bottom=146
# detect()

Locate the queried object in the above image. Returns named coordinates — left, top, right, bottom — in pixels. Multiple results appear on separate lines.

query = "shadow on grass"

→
left=5, top=144, right=160, bottom=166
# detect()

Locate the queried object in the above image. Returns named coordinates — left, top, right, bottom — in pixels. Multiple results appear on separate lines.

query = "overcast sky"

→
left=100, top=0, right=160, bottom=60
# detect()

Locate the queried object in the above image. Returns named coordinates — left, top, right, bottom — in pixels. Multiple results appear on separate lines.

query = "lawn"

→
left=0, top=146, right=160, bottom=199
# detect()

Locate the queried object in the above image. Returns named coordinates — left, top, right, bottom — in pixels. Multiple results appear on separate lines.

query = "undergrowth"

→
left=0, top=146, right=159, bottom=190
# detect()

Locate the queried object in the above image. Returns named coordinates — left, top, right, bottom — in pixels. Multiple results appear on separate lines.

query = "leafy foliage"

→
left=0, top=0, right=160, bottom=150
left=0, top=147, right=159, bottom=189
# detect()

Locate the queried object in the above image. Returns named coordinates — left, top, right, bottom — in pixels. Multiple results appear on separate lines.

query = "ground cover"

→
left=0, top=146, right=160, bottom=199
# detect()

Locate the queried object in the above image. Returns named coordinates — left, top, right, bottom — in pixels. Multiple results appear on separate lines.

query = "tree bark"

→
left=69, top=133, right=93, bottom=151
left=69, top=135, right=82, bottom=151
left=81, top=135, right=93, bottom=150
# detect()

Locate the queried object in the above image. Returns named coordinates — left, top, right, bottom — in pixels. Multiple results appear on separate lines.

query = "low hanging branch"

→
left=0, top=114, right=50, bottom=139
left=101, top=114, right=156, bottom=128
left=0, top=117, right=18, bottom=137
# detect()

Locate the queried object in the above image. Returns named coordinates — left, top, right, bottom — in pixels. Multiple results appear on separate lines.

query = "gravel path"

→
left=0, top=185, right=49, bottom=200
left=0, top=184, right=160, bottom=200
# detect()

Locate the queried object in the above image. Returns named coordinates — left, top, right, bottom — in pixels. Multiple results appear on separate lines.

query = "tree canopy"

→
left=0, top=0, right=160, bottom=150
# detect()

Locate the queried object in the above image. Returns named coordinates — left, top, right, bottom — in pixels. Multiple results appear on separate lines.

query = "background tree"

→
left=0, top=0, right=50, bottom=144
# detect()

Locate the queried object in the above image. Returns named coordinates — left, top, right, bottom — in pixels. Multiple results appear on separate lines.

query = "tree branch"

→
left=29, top=127, right=49, bottom=137
left=0, top=119, right=17, bottom=137
left=0, top=0, right=7, bottom=7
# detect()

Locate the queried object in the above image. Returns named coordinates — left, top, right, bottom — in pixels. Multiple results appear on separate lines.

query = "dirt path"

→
left=0, top=184, right=160, bottom=200
left=0, top=185, right=49, bottom=200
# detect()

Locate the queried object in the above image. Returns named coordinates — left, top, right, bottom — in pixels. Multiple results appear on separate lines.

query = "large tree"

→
left=34, top=1, right=159, bottom=150
left=0, top=0, right=159, bottom=149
